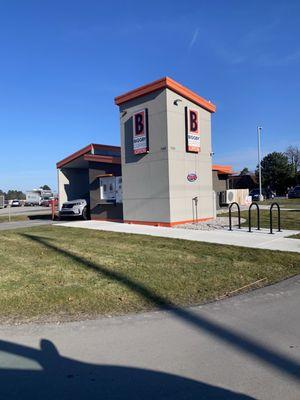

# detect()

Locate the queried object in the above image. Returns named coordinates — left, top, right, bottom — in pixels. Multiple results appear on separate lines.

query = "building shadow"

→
left=19, top=233, right=300, bottom=385
left=0, top=339, right=254, bottom=400
left=28, top=214, right=52, bottom=220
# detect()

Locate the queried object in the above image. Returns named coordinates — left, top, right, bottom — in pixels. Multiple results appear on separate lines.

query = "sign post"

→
left=51, top=200, right=55, bottom=220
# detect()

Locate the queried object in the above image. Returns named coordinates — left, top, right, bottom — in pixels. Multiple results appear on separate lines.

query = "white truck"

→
left=0, top=195, right=4, bottom=209
left=25, top=189, right=53, bottom=206
left=25, top=191, right=41, bottom=206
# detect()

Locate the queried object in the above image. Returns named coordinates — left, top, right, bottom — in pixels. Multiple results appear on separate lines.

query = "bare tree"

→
left=285, top=145, right=300, bottom=174
left=240, top=167, right=249, bottom=176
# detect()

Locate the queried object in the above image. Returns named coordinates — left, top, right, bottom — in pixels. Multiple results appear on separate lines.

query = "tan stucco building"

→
left=57, top=77, right=232, bottom=226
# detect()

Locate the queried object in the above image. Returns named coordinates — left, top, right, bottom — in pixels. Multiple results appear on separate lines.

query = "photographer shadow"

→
left=0, top=339, right=254, bottom=399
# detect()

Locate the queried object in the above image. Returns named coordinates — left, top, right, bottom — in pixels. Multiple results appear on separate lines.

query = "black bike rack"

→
left=248, top=203, right=260, bottom=232
left=228, top=202, right=241, bottom=231
left=270, top=202, right=282, bottom=234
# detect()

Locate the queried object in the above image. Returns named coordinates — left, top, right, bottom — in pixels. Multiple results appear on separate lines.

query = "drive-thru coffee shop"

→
left=57, top=77, right=235, bottom=226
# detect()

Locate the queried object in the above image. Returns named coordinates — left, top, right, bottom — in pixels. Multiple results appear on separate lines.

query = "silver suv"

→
left=59, top=199, right=89, bottom=220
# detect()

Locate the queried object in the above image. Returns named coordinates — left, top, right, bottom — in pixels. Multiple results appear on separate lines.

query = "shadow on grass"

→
left=0, top=339, right=254, bottom=399
left=28, top=214, right=52, bottom=220
left=20, top=233, right=300, bottom=384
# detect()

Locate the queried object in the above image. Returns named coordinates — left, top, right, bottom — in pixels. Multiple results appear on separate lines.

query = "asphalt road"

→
left=0, top=205, right=51, bottom=217
left=0, top=219, right=55, bottom=230
left=0, top=276, right=299, bottom=399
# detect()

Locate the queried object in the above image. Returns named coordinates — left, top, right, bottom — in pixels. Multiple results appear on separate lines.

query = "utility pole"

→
left=257, top=126, right=263, bottom=201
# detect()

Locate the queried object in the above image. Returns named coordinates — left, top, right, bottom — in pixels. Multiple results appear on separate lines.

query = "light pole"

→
left=257, top=126, right=263, bottom=201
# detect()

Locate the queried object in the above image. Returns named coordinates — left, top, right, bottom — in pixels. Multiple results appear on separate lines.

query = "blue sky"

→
left=0, top=0, right=299, bottom=192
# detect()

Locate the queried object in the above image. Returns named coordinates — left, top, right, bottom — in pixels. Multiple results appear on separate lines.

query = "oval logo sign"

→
left=187, top=173, right=197, bottom=182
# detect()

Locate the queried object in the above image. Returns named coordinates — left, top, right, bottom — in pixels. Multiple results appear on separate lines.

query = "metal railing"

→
left=228, top=202, right=241, bottom=231
left=269, top=202, right=282, bottom=234
left=248, top=203, right=260, bottom=232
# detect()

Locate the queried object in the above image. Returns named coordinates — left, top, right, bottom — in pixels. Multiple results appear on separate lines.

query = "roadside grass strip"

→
left=0, top=226, right=299, bottom=323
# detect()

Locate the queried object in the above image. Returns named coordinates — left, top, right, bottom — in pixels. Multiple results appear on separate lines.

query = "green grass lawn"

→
left=0, top=225, right=299, bottom=324
left=289, top=233, right=300, bottom=239
left=222, top=209, right=300, bottom=231
left=258, top=198, right=300, bottom=209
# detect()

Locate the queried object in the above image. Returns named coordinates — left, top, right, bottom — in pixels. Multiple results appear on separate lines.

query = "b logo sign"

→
left=189, top=110, right=198, bottom=134
left=134, top=113, right=144, bottom=136
left=133, top=109, right=149, bottom=154
left=185, top=107, right=200, bottom=153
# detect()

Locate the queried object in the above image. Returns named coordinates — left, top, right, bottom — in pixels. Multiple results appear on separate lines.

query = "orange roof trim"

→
left=56, top=143, right=121, bottom=169
left=114, top=77, right=216, bottom=113
left=94, top=174, right=114, bottom=178
left=212, top=165, right=233, bottom=174
left=56, top=144, right=93, bottom=169
left=83, top=154, right=121, bottom=164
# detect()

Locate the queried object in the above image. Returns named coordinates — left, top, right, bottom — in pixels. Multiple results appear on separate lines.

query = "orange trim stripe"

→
left=83, top=154, right=121, bottom=164
left=91, top=217, right=213, bottom=227
left=212, top=164, right=232, bottom=174
left=92, top=143, right=121, bottom=152
left=57, top=143, right=121, bottom=168
left=94, top=174, right=114, bottom=178
left=115, top=77, right=216, bottom=113
left=56, top=144, right=92, bottom=169
left=123, top=217, right=213, bottom=227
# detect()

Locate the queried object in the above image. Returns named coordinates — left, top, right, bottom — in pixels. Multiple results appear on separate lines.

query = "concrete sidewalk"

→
left=56, top=220, right=300, bottom=253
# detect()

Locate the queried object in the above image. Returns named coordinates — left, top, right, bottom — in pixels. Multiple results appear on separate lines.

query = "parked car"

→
left=59, top=199, right=89, bottom=220
left=11, top=199, right=22, bottom=207
left=40, top=199, right=50, bottom=207
left=249, top=189, right=266, bottom=201
left=288, top=186, right=300, bottom=199
left=249, top=188, right=276, bottom=201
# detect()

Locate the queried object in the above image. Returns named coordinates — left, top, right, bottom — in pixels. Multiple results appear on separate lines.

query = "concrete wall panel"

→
left=166, top=89, right=214, bottom=222
left=119, top=84, right=214, bottom=225
left=120, top=90, right=171, bottom=223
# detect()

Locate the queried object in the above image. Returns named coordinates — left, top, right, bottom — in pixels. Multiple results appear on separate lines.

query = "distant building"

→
left=229, top=173, right=257, bottom=190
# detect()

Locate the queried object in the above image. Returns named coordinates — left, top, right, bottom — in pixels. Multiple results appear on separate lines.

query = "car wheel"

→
left=82, top=206, right=88, bottom=220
